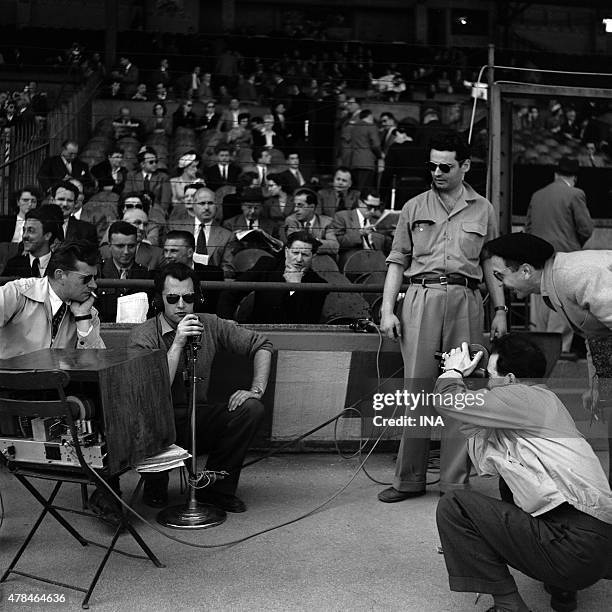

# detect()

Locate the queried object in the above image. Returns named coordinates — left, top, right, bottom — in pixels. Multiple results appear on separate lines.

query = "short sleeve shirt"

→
left=386, top=182, right=498, bottom=281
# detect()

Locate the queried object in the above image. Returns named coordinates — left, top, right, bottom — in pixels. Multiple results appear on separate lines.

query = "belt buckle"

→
left=420, top=277, right=427, bottom=287
left=439, top=276, right=447, bottom=285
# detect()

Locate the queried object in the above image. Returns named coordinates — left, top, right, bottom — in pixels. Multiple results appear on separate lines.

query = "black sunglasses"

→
left=164, top=293, right=195, bottom=304
left=426, top=161, right=457, bottom=173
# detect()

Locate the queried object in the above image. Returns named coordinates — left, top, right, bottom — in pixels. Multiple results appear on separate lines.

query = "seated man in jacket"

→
left=435, top=335, right=612, bottom=612
left=217, top=230, right=328, bottom=324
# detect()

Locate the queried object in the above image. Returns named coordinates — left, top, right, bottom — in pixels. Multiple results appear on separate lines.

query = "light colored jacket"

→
left=542, top=250, right=612, bottom=338
left=0, top=276, right=105, bottom=359
left=435, top=377, right=612, bottom=524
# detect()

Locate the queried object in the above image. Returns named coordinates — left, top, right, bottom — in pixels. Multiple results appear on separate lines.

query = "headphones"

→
left=152, top=267, right=205, bottom=314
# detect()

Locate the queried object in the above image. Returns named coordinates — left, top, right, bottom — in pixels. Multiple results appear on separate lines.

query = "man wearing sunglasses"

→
left=129, top=262, right=272, bottom=512
left=377, top=132, right=507, bottom=504
left=0, top=240, right=104, bottom=359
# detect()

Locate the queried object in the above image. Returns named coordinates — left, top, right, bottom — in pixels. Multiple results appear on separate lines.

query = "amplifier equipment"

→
left=0, top=348, right=175, bottom=475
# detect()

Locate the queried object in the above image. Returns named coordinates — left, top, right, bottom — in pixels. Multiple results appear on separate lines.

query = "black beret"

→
left=240, top=187, right=264, bottom=203
left=485, top=233, right=554, bottom=266
left=558, top=156, right=579, bottom=175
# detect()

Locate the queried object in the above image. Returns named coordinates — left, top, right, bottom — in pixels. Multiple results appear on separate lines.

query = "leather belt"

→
left=409, top=275, right=480, bottom=290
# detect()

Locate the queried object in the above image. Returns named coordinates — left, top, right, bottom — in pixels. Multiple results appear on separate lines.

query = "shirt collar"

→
left=48, top=283, right=65, bottom=315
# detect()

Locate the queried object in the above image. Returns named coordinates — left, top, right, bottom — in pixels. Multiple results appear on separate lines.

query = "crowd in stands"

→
left=513, top=98, right=612, bottom=167
left=0, top=81, right=48, bottom=128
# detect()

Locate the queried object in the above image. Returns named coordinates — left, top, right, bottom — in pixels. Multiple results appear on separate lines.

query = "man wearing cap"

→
left=223, top=187, right=280, bottom=256
left=378, top=131, right=507, bottom=503
left=525, top=156, right=593, bottom=357
left=484, top=232, right=612, bottom=486
left=124, top=146, right=172, bottom=215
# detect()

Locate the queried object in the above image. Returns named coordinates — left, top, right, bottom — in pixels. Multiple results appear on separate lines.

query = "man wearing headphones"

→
left=128, top=262, right=272, bottom=512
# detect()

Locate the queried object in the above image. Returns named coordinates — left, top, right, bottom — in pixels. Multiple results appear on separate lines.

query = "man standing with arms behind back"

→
left=377, top=132, right=506, bottom=503
left=525, top=156, right=593, bottom=357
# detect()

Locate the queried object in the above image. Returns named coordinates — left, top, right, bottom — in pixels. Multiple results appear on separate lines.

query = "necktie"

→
left=363, top=219, right=372, bottom=249
left=31, top=257, right=40, bottom=277
left=222, top=165, right=227, bottom=181
left=144, top=174, right=151, bottom=192
left=590, top=155, right=596, bottom=167
left=260, top=166, right=267, bottom=185
left=196, top=225, right=207, bottom=253
left=65, top=160, right=72, bottom=175
left=51, top=303, right=67, bottom=341
left=120, top=268, right=128, bottom=280
left=337, top=191, right=345, bottom=211
left=295, top=170, right=304, bottom=186
left=248, top=219, right=254, bottom=230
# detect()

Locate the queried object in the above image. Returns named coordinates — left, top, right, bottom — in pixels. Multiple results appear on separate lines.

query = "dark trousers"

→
left=145, top=399, right=264, bottom=496
left=436, top=489, right=612, bottom=595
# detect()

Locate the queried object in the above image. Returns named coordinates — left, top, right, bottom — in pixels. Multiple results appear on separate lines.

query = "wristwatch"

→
left=250, top=386, right=264, bottom=396
left=74, top=314, right=93, bottom=321
left=494, top=305, right=508, bottom=313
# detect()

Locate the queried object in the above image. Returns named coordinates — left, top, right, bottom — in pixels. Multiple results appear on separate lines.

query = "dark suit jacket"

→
left=222, top=215, right=280, bottom=258
left=96, top=258, right=151, bottom=322
left=99, top=242, right=164, bottom=271
left=331, top=209, right=388, bottom=253
left=38, top=156, right=94, bottom=194
left=124, top=170, right=172, bottom=212
left=0, top=216, right=19, bottom=242
left=204, top=163, right=241, bottom=192
left=172, top=109, right=198, bottom=131
left=66, top=216, right=98, bottom=245
left=199, top=113, right=221, bottom=132
left=91, top=159, right=128, bottom=194
left=252, top=129, right=284, bottom=150
left=217, top=257, right=328, bottom=324
left=316, top=188, right=360, bottom=218
left=277, top=168, right=311, bottom=192
left=3, top=254, right=37, bottom=278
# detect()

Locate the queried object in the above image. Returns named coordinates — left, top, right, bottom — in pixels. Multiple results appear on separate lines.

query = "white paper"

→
left=192, top=252, right=209, bottom=265
left=115, top=291, right=149, bottom=323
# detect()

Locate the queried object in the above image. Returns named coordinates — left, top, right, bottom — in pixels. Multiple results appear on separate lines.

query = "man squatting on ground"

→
left=435, top=335, right=612, bottom=612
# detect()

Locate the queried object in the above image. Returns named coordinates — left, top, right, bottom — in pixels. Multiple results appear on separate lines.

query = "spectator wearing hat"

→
left=484, top=232, right=612, bottom=486
left=415, top=107, right=449, bottom=149
left=170, top=151, right=203, bottom=208
left=223, top=187, right=280, bottom=256
left=525, top=156, right=593, bottom=356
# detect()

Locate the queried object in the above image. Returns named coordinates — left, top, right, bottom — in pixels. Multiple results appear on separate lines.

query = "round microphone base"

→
left=157, top=501, right=226, bottom=529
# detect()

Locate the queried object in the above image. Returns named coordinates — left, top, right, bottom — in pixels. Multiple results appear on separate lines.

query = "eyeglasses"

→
left=164, top=293, right=195, bottom=304
left=145, top=159, right=158, bottom=164
left=67, top=270, right=98, bottom=283
left=426, top=161, right=457, bottom=173
left=493, top=267, right=513, bottom=283
left=124, top=202, right=143, bottom=209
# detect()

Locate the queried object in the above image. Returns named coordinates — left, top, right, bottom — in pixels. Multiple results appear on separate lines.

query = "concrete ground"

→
left=0, top=448, right=610, bottom=612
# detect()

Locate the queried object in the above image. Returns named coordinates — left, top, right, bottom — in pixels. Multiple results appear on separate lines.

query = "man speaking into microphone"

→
left=129, top=262, right=272, bottom=512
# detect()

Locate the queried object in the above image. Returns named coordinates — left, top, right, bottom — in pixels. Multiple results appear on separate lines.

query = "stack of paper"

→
left=136, top=444, right=191, bottom=473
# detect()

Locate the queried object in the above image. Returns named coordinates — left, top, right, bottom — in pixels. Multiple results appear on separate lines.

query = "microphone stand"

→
left=157, top=334, right=227, bottom=529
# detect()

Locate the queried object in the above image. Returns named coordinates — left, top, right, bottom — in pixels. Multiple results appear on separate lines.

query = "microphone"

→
left=434, top=343, right=490, bottom=378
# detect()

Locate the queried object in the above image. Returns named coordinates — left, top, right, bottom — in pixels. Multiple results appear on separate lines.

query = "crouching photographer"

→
left=433, top=335, right=612, bottom=612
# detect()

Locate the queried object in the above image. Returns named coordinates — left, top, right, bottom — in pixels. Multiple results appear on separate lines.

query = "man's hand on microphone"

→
left=380, top=311, right=401, bottom=340
left=174, top=314, right=204, bottom=348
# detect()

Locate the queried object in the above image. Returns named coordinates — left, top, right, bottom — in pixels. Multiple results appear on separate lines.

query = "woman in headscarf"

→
left=170, top=150, right=204, bottom=208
